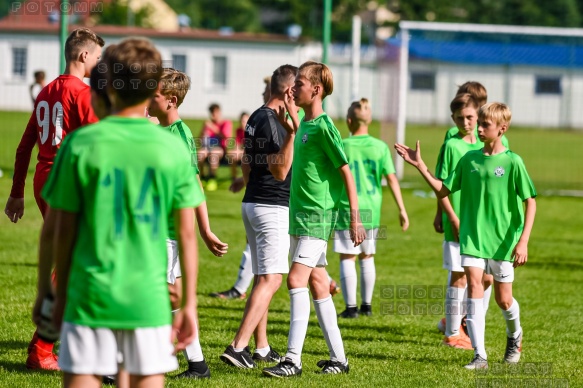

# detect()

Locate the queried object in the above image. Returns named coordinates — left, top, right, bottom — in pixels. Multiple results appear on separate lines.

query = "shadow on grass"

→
left=0, top=339, right=29, bottom=350
left=0, top=262, right=37, bottom=267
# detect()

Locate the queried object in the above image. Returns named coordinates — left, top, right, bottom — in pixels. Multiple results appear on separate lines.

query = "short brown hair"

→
left=65, top=28, right=105, bottom=62
left=270, top=64, right=298, bottom=95
left=298, top=61, right=333, bottom=98
left=478, top=102, right=512, bottom=126
left=105, top=38, right=162, bottom=107
left=208, top=103, right=220, bottom=114
left=159, top=68, right=190, bottom=107
left=347, top=98, right=372, bottom=125
left=456, top=81, right=487, bottom=107
left=450, top=93, right=479, bottom=114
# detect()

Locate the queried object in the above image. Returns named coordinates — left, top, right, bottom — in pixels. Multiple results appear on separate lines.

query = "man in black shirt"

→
left=220, top=64, right=298, bottom=369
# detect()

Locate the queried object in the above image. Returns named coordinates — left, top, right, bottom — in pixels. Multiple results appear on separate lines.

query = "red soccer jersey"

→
left=10, top=75, right=98, bottom=198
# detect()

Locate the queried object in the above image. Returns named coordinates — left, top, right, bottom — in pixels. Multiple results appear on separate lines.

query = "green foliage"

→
left=165, top=0, right=261, bottom=32
left=93, top=0, right=154, bottom=28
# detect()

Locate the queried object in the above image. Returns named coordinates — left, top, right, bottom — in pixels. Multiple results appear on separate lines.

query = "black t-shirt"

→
left=242, top=106, right=291, bottom=207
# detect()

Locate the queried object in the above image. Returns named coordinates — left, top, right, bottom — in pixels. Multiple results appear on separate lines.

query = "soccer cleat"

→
left=252, top=348, right=282, bottom=363
left=26, top=345, right=60, bottom=370
left=464, top=354, right=488, bottom=370
left=329, top=279, right=341, bottom=297
left=359, top=304, right=372, bottom=316
left=338, top=307, right=359, bottom=319
left=220, top=345, right=256, bottom=369
left=504, top=331, right=523, bottom=364
left=442, top=334, right=473, bottom=350
left=437, top=317, right=446, bottom=334
left=209, top=287, right=246, bottom=300
left=102, top=375, right=116, bottom=385
left=175, top=360, right=211, bottom=379
left=206, top=178, right=218, bottom=192
left=262, top=357, right=302, bottom=378
left=316, top=359, right=350, bottom=374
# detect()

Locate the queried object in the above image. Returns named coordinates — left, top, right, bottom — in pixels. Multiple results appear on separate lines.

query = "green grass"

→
left=0, top=110, right=582, bottom=387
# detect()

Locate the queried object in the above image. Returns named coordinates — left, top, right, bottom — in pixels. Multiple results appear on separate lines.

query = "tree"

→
left=93, top=0, right=154, bottom=27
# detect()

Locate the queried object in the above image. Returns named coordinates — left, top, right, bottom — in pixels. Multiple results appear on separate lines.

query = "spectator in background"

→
left=198, top=103, right=232, bottom=191
left=30, top=70, right=46, bottom=105
left=227, top=112, right=249, bottom=182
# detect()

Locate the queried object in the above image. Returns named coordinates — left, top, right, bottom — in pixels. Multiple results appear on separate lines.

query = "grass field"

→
left=0, top=110, right=582, bottom=387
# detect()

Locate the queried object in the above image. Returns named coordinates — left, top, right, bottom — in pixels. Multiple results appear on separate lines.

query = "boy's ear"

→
left=169, top=95, right=178, bottom=107
left=498, top=123, right=508, bottom=135
left=79, top=50, right=88, bottom=63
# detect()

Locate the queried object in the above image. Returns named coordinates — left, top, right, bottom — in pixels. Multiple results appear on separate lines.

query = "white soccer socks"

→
left=445, top=286, right=465, bottom=337
left=360, top=257, right=376, bottom=306
left=286, top=288, right=310, bottom=366
left=501, top=298, right=522, bottom=338
left=172, top=309, right=205, bottom=362
left=483, top=285, right=493, bottom=314
left=234, top=244, right=253, bottom=294
left=340, top=260, right=358, bottom=308
left=313, top=296, right=347, bottom=364
left=466, top=298, right=487, bottom=359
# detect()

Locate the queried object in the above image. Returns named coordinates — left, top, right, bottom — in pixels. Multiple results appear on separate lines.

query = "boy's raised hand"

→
left=276, top=88, right=299, bottom=135
left=395, top=141, right=423, bottom=168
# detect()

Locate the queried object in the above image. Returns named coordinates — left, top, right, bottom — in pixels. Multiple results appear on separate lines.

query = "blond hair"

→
left=478, top=102, right=512, bottom=126
left=159, top=68, right=190, bottom=107
left=298, top=61, right=333, bottom=98
left=347, top=98, right=372, bottom=125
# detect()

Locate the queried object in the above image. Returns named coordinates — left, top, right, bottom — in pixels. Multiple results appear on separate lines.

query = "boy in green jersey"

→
left=436, top=93, right=483, bottom=350
left=35, top=38, right=203, bottom=388
left=147, top=68, right=228, bottom=379
left=263, top=61, right=366, bottom=378
left=334, top=98, right=409, bottom=319
left=395, top=102, right=536, bottom=370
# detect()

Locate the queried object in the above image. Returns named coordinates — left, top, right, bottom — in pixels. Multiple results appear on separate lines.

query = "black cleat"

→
left=102, top=375, right=116, bottom=385
left=359, top=304, right=372, bottom=316
left=262, top=357, right=302, bottom=378
left=209, top=287, right=246, bottom=300
left=316, top=359, right=350, bottom=374
left=220, top=345, right=256, bottom=369
left=175, top=360, right=211, bottom=379
left=252, top=348, right=281, bottom=363
left=338, top=306, right=359, bottom=319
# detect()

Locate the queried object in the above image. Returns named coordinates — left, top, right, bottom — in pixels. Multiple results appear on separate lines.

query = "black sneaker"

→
left=220, top=345, right=256, bottom=369
left=252, top=347, right=281, bottom=363
left=262, top=357, right=302, bottom=378
left=102, top=375, right=115, bottom=385
left=464, top=354, right=488, bottom=370
left=316, top=359, right=349, bottom=374
left=209, top=287, right=246, bottom=300
left=338, top=307, right=359, bottom=318
left=175, top=360, right=211, bottom=379
left=359, top=304, right=372, bottom=316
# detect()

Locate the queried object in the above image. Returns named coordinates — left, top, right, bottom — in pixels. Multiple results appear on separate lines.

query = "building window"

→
left=12, top=47, right=27, bottom=77
left=535, top=76, right=561, bottom=95
left=171, top=54, right=187, bottom=72
left=410, top=72, right=435, bottom=91
left=212, top=56, right=227, bottom=88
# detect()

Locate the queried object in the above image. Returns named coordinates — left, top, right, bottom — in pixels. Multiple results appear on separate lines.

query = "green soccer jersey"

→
left=435, top=134, right=484, bottom=242
left=289, top=113, right=348, bottom=240
left=443, top=149, right=537, bottom=261
left=335, top=135, right=395, bottom=230
left=163, top=119, right=202, bottom=240
left=42, top=116, right=204, bottom=329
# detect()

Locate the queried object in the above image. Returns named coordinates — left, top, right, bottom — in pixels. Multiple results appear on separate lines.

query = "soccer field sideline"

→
left=1, top=110, right=582, bottom=387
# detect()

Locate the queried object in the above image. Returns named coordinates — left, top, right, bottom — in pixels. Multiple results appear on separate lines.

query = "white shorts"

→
left=443, top=241, right=463, bottom=272
left=333, top=228, right=377, bottom=255
left=166, top=239, right=181, bottom=284
left=242, top=202, right=290, bottom=275
left=461, top=255, right=515, bottom=283
left=290, top=235, right=328, bottom=268
left=59, top=323, right=178, bottom=376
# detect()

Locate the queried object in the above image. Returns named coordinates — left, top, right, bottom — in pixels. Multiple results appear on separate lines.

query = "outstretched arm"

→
left=394, top=141, right=450, bottom=198
left=512, top=197, right=536, bottom=268
left=385, top=173, right=409, bottom=231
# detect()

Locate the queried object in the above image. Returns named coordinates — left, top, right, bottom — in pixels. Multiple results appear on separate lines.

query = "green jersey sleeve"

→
left=42, top=135, right=81, bottom=212
left=173, top=150, right=204, bottom=210
left=512, top=154, right=537, bottom=201
left=436, top=141, right=455, bottom=180
left=320, top=120, right=348, bottom=169
left=381, top=144, right=396, bottom=175
left=443, top=155, right=464, bottom=194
